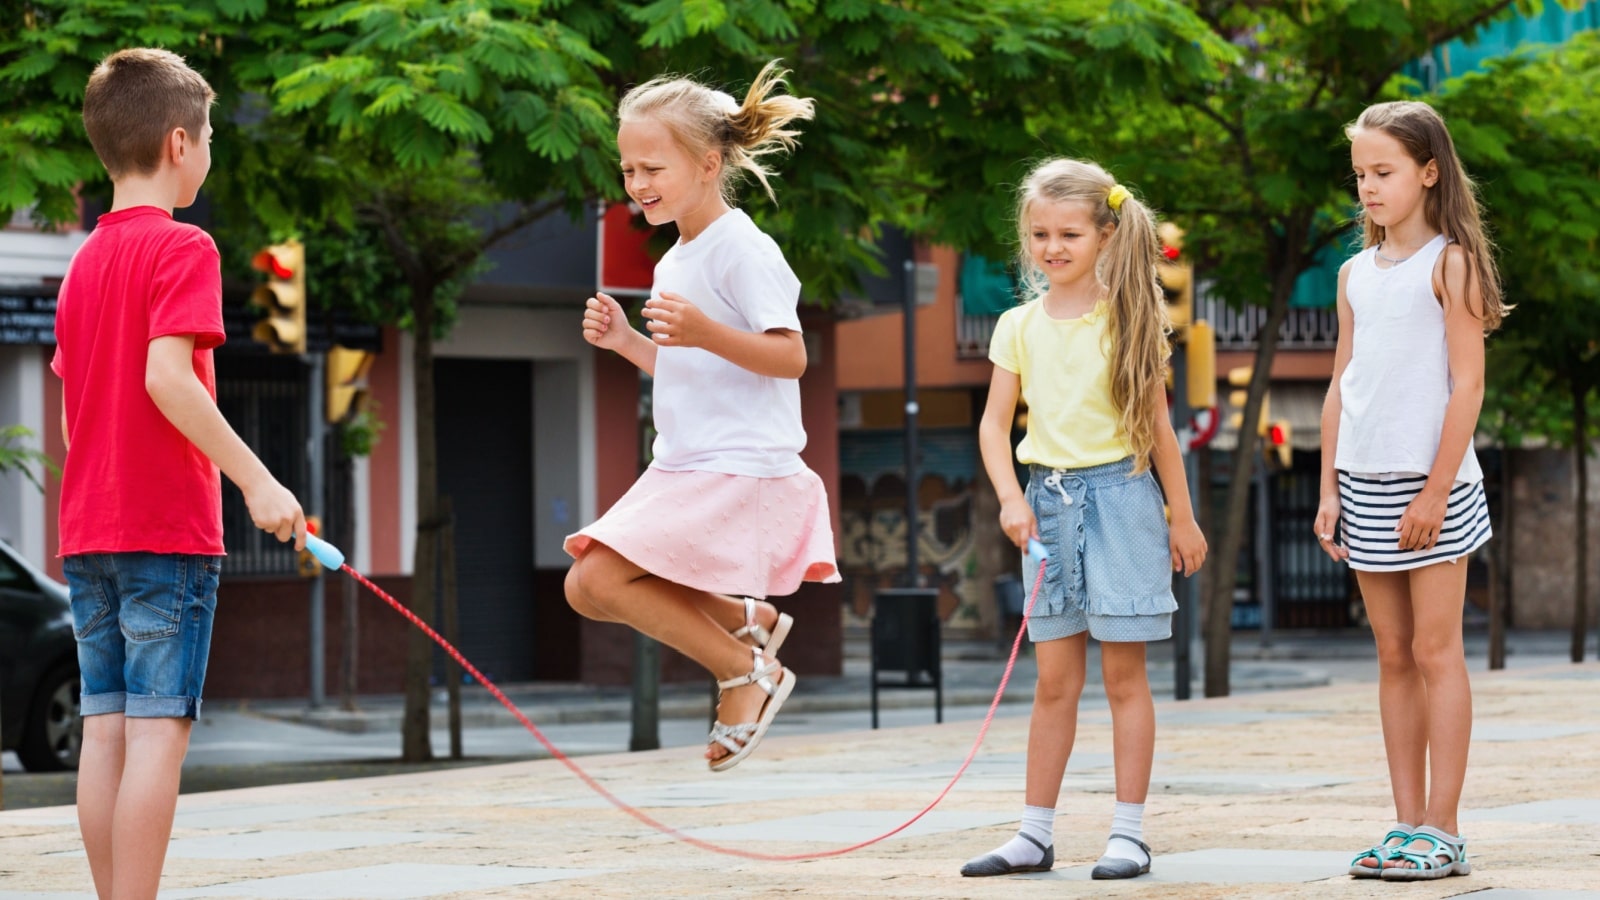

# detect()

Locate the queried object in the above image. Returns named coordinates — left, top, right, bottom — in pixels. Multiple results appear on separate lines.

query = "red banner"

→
left=597, top=203, right=657, bottom=296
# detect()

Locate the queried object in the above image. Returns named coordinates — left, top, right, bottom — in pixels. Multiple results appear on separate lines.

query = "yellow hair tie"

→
left=1107, top=184, right=1131, bottom=213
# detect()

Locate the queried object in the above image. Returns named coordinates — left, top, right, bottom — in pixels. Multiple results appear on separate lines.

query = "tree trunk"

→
left=1203, top=277, right=1295, bottom=697
left=1572, top=376, right=1588, bottom=664
left=441, top=494, right=463, bottom=760
left=403, top=285, right=439, bottom=762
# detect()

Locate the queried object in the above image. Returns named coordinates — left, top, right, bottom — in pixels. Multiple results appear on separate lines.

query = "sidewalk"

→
left=3, top=657, right=1597, bottom=898
left=237, top=634, right=1337, bottom=735
left=235, top=627, right=1578, bottom=735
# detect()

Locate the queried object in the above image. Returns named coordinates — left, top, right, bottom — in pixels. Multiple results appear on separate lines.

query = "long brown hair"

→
left=618, top=61, right=815, bottom=204
left=1015, top=158, right=1171, bottom=472
left=1348, top=101, right=1506, bottom=331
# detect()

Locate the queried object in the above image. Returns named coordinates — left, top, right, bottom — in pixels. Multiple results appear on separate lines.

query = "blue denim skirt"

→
left=1021, top=457, right=1177, bottom=643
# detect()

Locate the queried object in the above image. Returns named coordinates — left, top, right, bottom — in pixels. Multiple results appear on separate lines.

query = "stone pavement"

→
left=235, top=635, right=1340, bottom=735
left=2, top=660, right=1598, bottom=898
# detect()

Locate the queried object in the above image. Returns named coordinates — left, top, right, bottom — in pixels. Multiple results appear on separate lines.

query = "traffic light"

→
left=250, top=240, right=306, bottom=354
left=1186, top=320, right=1216, bottom=410
left=1264, top=420, right=1292, bottom=470
left=1226, top=366, right=1270, bottom=434
left=1156, top=222, right=1192, bottom=333
left=326, top=346, right=374, bottom=424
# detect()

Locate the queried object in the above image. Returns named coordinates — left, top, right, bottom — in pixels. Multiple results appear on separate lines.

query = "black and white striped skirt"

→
left=1337, top=471, right=1492, bottom=572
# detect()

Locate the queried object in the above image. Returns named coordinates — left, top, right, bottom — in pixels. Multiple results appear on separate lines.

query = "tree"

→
left=6, top=0, right=1235, bottom=758
left=1078, top=0, right=1560, bottom=696
left=0, top=425, right=55, bottom=493
left=1440, top=31, right=1600, bottom=662
left=250, top=0, right=1233, bottom=759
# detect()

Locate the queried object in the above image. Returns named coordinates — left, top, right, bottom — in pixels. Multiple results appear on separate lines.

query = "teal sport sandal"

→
left=1380, top=827, right=1470, bottom=881
left=1348, top=826, right=1412, bottom=878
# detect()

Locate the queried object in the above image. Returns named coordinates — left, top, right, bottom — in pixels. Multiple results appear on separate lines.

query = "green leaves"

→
left=1437, top=30, right=1600, bottom=446
left=0, top=426, right=58, bottom=494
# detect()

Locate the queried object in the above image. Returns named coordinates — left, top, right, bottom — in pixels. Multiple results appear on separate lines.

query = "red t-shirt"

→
left=51, top=206, right=227, bottom=556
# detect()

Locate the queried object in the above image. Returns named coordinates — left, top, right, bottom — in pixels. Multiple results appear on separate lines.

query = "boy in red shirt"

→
left=52, top=48, right=305, bottom=899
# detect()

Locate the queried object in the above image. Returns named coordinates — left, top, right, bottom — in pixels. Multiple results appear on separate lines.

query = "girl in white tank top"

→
left=1319, top=102, right=1507, bottom=882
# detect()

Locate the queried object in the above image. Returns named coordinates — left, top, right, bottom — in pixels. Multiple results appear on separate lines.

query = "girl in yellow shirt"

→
left=960, top=158, right=1207, bottom=880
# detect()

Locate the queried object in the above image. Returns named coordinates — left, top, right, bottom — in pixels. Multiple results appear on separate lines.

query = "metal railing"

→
left=1198, top=296, right=1339, bottom=350
left=216, top=358, right=308, bottom=577
left=955, top=309, right=997, bottom=360
left=955, top=298, right=1340, bottom=358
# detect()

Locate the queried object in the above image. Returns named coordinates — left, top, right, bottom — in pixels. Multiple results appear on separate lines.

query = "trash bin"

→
left=993, top=573, right=1026, bottom=649
left=994, top=574, right=1025, bottom=617
left=870, top=587, right=942, bottom=729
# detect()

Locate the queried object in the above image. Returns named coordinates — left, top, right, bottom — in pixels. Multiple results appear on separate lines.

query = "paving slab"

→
left=2, top=662, right=1598, bottom=899
left=1465, top=883, right=1600, bottom=890
left=173, top=804, right=386, bottom=830
left=1465, top=799, right=1600, bottom=825
left=1038, top=848, right=1356, bottom=883
left=683, top=809, right=1017, bottom=843
left=1474, top=723, right=1600, bottom=742
left=48, top=830, right=459, bottom=861
left=162, top=864, right=609, bottom=899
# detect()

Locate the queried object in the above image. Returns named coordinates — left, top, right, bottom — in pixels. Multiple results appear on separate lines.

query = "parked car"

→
left=0, top=538, right=80, bottom=771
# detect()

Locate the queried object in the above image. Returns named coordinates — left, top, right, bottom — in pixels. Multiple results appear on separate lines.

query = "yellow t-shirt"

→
left=989, top=299, right=1132, bottom=469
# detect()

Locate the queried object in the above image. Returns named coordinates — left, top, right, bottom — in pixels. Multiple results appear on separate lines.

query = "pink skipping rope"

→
left=303, top=532, right=1047, bottom=862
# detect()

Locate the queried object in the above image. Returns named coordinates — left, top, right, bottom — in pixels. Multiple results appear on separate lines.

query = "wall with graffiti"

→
left=837, top=428, right=1001, bottom=634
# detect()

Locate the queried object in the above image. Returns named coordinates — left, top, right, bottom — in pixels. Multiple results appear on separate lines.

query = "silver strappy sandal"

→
left=707, top=646, right=796, bottom=773
left=731, top=597, right=792, bottom=657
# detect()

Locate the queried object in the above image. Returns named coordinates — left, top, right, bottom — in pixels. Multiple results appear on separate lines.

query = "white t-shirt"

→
left=649, top=209, right=806, bottom=478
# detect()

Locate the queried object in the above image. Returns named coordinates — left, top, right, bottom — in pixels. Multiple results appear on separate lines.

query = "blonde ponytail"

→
left=618, top=60, right=815, bottom=204
left=1015, top=159, right=1171, bottom=472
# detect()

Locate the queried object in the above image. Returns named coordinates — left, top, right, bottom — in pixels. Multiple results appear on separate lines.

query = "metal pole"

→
left=1170, top=341, right=1193, bottom=700
left=631, top=632, right=660, bottom=751
left=903, top=258, right=920, bottom=588
left=307, top=353, right=326, bottom=709
left=1255, top=461, right=1274, bottom=648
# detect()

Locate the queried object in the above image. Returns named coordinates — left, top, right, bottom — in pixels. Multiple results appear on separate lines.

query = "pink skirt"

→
left=564, top=466, right=841, bottom=599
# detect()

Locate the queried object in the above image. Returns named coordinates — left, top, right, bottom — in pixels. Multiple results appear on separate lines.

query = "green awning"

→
left=961, top=253, right=1020, bottom=316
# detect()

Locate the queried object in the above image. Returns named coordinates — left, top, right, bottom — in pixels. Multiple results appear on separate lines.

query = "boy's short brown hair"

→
left=82, top=48, right=216, bottom=180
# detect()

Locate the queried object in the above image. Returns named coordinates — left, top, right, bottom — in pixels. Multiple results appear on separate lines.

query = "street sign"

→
left=0, top=292, right=57, bottom=345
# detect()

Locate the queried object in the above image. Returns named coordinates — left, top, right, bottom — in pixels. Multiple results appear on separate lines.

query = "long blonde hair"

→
left=1015, top=158, right=1171, bottom=472
left=1347, top=101, right=1506, bottom=331
left=618, top=60, right=815, bottom=203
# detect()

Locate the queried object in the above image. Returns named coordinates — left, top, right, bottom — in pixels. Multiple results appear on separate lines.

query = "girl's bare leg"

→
left=1390, top=560, right=1472, bottom=868
left=1355, top=569, right=1426, bottom=868
left=1023, top=633, right=1089, bottom=808
left=564, top=543, right=781, bottom=762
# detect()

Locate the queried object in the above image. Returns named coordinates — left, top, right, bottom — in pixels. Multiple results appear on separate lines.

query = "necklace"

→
left=1376, top=241, right=1414, bottom=262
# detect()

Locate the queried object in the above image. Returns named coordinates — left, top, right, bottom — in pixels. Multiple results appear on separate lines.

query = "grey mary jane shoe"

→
left=960, top=834, right=1054, bottom=876
left=1091, top=833, right=1152, bottom=880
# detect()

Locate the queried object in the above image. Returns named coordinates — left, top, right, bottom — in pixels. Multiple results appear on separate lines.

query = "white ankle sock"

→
left=991, top=804, right=1054, bottom=866
left=1104, top=802, right=1146, bottom=862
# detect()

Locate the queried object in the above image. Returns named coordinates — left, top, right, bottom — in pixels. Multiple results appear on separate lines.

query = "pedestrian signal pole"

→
left=255, top=240, right=324, bottom=707
left=1159, top=225, right=1199, bottom=701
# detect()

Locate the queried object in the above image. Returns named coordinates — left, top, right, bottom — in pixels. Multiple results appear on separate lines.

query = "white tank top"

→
left=1335, top=233, right=1482, bottom=484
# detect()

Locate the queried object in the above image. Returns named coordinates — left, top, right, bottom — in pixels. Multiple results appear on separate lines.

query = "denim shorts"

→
left=64, top=553, right=221, bottom=719
left=1022, top=457, right=1177, bottom=643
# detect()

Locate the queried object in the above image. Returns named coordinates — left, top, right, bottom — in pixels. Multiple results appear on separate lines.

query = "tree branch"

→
left=359, top=200, right=426, bottom=286
left=436, top=196, right=568, bottom=275
left=1361, top=0, right=1519, bottom=98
